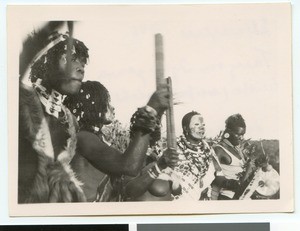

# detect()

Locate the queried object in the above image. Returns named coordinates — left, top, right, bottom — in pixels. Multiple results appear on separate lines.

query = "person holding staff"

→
left=18, top=21, right=172, bottom=203
left=65, top=80, right=179, bottom=202
left=123, top=111, right=219, bottom=201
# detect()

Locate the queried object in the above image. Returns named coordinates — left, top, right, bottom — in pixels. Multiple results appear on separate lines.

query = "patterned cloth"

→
left=172, top=135, right=215, bottom=200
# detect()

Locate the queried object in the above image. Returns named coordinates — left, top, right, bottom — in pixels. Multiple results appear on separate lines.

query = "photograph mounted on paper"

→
left=7, top=4, right=293, bottom=216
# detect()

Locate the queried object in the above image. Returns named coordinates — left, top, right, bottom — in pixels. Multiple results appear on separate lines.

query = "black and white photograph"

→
left=7, top=4, right=293, bottom=216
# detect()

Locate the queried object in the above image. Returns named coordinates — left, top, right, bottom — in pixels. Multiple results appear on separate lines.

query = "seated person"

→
left=123, top=111, right=219, bottom=201
left=212, top=114, right=247, bottom=200
left=171, top=111, right=219, bottom=200
left=65, top=81, right=172, bottom=201
left=239, top=141, right=280, bottom=200
left=65, top=81, right=119, bottom=202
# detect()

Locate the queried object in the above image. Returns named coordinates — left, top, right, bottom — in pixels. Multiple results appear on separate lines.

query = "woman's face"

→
left=228, top=126, right=246, bottom=146
left=187, top=114, right=205, bottom=141
left=101, top=103, right=115, bottom=125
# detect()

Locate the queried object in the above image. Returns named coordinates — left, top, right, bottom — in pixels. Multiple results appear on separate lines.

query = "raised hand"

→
left=147, top=85, right=170, bottom=116
left=157, top=148, right=179, bottom=169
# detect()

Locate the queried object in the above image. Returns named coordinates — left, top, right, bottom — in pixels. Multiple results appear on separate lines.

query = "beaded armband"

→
left=130, top=106, right=161, bottom=143
left=147, top=163, right=162, bottom=179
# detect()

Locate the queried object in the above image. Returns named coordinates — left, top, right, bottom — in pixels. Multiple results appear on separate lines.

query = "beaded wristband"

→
left=147, top=169, right=158, bottom=179
left=130, top=106, right=161, bottom=143
left=154, top=162, right=162, bottom=174
left=147, top=162, right=162, bottom=179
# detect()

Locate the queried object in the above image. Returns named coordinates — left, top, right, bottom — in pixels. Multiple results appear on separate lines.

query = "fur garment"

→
left=18, top=83, right=86, bottom=203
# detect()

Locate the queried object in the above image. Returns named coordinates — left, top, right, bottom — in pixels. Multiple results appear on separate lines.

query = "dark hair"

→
left=225, top=113, right=246, bottom=130
left=181, top=111, right=201, bottom=136
left=64, top=81, right=111, bottom=130
left=20, top=30, right=89, bottom=86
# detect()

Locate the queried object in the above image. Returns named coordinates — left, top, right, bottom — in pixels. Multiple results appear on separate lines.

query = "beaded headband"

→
left=20, top=33, right=68, bottom=87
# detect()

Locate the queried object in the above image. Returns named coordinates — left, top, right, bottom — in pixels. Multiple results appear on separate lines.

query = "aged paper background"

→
left=7, top=4, right=293, bottom=216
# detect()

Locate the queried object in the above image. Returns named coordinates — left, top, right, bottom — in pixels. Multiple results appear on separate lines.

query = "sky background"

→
left=17, top=5, right=291, bottom=140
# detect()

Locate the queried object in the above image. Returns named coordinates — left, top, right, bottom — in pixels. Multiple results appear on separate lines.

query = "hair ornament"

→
left=60, top=53, right=67, bottom=64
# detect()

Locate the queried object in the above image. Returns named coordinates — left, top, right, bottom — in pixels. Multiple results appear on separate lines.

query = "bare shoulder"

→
left=213, top=145, right=231, bottom=165
left=213, top=145, right=226, bottom=156
left=77, top=131, right=104, bottom=151
left=77, top=130, right=98, bottom=141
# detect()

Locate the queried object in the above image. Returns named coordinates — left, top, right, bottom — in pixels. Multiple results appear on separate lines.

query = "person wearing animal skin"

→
left=19, top=23, right=89, bottom=203
left=123, top=111, right=218, bottom=201
left=18, top=22, right=171, bottom=203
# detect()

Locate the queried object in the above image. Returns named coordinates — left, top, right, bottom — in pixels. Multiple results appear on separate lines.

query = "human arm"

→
left=214, top=145, right=232, bottom=165
left=77, top=130, right=150, bottom=177
left=123, top=148, right=179, bottom=199
left=123, top=162, right=160, bottom=199
left=211, top=146, right=241, bottom=196
left=208, top=148, right=223, bottom=200
left=211, top=146, right=231, bottom=189
left=76, top=88, right=170, bottom=176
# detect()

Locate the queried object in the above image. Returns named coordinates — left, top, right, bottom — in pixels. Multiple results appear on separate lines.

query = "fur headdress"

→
left=19, top=21, right=89, bottom=86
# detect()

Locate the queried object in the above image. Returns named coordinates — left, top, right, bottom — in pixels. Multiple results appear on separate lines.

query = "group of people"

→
left=18, top=22, right=279, bottom=203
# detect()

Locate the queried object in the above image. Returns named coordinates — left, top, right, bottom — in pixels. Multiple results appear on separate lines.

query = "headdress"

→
left=20, top=22, right=89, bottom=86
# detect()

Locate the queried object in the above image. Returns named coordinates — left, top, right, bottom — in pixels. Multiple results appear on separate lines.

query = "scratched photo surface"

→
left=7, top=4, right=293, bottom=216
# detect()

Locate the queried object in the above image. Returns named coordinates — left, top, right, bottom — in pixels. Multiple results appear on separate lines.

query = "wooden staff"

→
left=66, top=21, right=74, bottom=75
left=166, top=77, right=177, bottom=149
left=155, top=33, right=165, bottom=90
left=155, top=33, right=176, bottom=150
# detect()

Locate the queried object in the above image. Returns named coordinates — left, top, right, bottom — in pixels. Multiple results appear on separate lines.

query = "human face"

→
left=101, top=103, right=115, bottom=125
left=55, top=54, right=85, bottom=95
left=228, top=127, right=246, bottom=146
left=186, top=114, right=205, bottom=142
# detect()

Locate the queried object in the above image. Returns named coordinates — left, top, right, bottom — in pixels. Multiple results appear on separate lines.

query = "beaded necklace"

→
left=177, top=135, right=212, bottom=179
left=33, top=79, right=68, bottom=125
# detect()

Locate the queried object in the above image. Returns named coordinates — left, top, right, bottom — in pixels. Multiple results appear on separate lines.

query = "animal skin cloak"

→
left=18, top=83, right=86, bottom=203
